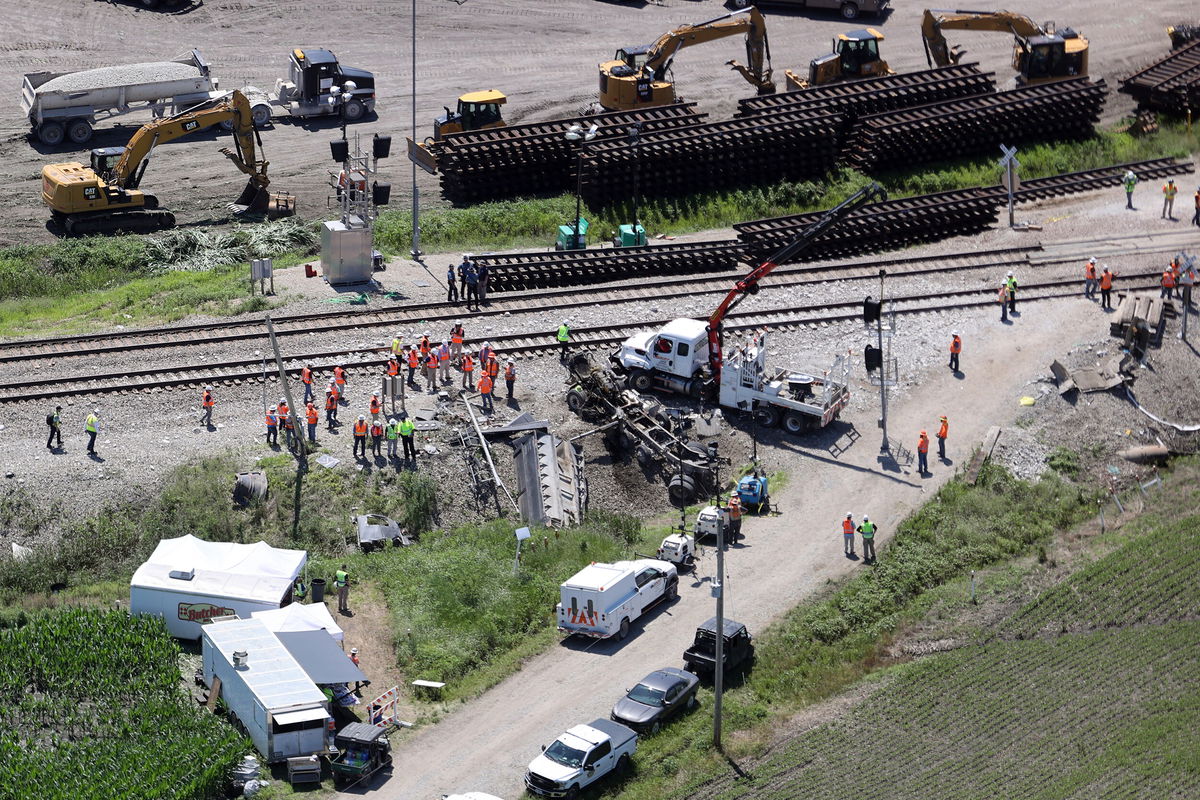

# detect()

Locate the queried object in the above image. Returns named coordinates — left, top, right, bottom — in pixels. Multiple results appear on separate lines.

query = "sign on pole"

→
left=998, top=145, right=1020, bottom=229
left=514, top=526, right=532, bottom=574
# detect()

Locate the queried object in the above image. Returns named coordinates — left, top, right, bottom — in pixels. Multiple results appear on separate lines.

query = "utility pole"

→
left=1179, top=252, right=1196, bottom=341
left=999, top=144, right=1020, bottom=229
left=876, top=269, right=889, bottom=454
left=410, top=0, right=421, bottom=260
left=265, top=317, right=307, bottom=538
left=712, top=513, right=725, bottom=751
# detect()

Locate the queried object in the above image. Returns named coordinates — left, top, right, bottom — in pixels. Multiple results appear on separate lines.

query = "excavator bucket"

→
left=229, top=179, right=272, bottom=217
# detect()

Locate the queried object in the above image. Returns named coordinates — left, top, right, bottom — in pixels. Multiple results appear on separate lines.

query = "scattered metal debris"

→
left=513, top=432, right=588, bottom=527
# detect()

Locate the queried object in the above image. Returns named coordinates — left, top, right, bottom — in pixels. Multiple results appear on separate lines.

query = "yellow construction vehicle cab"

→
left=597, top=7, right=775, bottom=111
left=785, top=28, right=894, bottom=91
left=920, top=8, right=1088, bottom=86
left=406, top=90, right=507, bottom=175
left=42, top=89, right=276, bottom=236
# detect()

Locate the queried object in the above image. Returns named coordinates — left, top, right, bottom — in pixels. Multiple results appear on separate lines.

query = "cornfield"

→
left=0, top=609, right=246, bottom=800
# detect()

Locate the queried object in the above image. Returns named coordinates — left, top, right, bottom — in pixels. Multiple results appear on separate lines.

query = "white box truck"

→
left=556, top=559, right=678, bottom=641
left=201, top=618, right=331, bottom=763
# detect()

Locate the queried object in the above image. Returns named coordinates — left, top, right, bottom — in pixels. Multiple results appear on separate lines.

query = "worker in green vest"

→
left=1122, top=169, right=1137, bottom=210
left=385, top=417, right=400, bottom=460
left=399, top=414, right=416, bottom=462
left=334, top=565, right=351, bottom=614
left=856, top=516, right=878, bottom=564
left=556, top=320, right=570, bottom=359
left=85, top=408, right=100, bottom=455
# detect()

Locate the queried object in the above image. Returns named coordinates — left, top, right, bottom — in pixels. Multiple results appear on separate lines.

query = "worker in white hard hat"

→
left=369, top=390, right=382, bottom=422
left=842, top=513, right=856, bottom=558
left=1004, top=270, right=1018, bottom=315
left=439, top=340, right=452, bottom=386
left=949, top=330, right=961, bottom=372
left=478, top=340, right=493, bottom=364
left=557, top=320, right=571, bottom=359
left=450, top=320, right=465, bottom=359
left=1084, top=256, right=1099, bottom=299
left=85, top=408, right=101, bottom=455
left=200, top=385, right=216, bottom=428
left=352, top=414, right=369, bottom=459
left=504, top=358, right=517, bottom=399
left=857, top=516, right=878, bottom=564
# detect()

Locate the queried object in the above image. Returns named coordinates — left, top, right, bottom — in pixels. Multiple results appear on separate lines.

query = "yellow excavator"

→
left=598, top=7, right=775, bottom=111
left=920, top=8, right=1089, bottom=86
left=784, top=28, right=894, bottom=91
left=406, top=89, right=507, bottom=175
left=42, top=89, right=274, bottom=236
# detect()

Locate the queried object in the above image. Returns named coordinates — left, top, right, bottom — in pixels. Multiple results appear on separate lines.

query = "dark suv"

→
left=682, top=617, right=754, bottom=680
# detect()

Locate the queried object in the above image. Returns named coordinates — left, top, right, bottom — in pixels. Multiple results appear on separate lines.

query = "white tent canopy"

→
left=131, top=534, right=306, bottom=605
left=252, top=602, right=344, bottom=642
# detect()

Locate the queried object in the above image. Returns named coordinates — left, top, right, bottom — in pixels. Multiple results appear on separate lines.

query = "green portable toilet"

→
left=555, top=218, right=589, bottom=250
left=612, top=223, right=646, bottom=248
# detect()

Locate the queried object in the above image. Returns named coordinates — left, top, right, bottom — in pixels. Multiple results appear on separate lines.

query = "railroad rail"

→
left=0, top=272, right=1164, bottom=404
left=1118, top=39, right=1200, bottom=116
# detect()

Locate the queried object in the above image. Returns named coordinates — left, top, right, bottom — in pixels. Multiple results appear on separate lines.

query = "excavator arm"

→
left=644, top=7, right=775, bottom=95
left=706, top=183, right=887, bottom=382
left=921, top=8, right=1047, bottom=67
left=111, top=89, right=270, bottom=211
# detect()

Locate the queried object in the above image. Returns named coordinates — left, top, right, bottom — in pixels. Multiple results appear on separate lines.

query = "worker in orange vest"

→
left=842, top=512, right=856, bottom=558
left=727, top=491, right=743, bottom=542
left=1161, top=265, right=1177, bottom=300
left=917, top=430, right=930, bottom=475
left=438, top=341, right=452, bottom=386
left=386, top=355, right=400, bottom=379
left=280, top=399, right=296, bottom=450
left=948, top=331, right=961, bottom=372
left=199, top=386, right=215, bottom=428
left=1099, top=266, right=1117, bottom=310
left=369, top=391, right=382, bottom=421
left=485, top=353, right=500, bottom=382
left=333, top=365, right=347, bottom=402
left=324, top=389, right=338, bottom=429
left=461, top=354, right=476, bottom=390
left=478, top=373, right=494, bottom=414
left=936, top=415, right=948, bottom=460
left=406, top=346, right=420, bottom=386
left=997, top=282, right=1010, bottom=322
left=1193, top=187, right=1200, bottom=227
left=424, top=350, right=439, bottom=393
left=301, top=364, right=314, bottom=403
left=352, top=415, right=368, bottom=459
left=305, top=402, right=319, bottom=444
left=419, top=332, right=431, bottom=357
left=504, top=359, right=517, bottom=399
left=265, top=405, right=279, bottom=447
left=450, top=322, right=465, bottom=360
left=1084, top=257, right=1098, bottom=300
left=370, top=418, right=384, bottom=457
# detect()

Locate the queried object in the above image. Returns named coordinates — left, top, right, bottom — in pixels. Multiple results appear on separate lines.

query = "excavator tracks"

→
left=64, top=209, right=176, bottom=236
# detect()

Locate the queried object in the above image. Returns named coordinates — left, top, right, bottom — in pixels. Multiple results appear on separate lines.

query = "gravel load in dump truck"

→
left=37, top=62, right=202, bottom=94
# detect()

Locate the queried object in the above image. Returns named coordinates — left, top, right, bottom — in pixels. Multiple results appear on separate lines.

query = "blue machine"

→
left=737, top=471, right=769, bottom=513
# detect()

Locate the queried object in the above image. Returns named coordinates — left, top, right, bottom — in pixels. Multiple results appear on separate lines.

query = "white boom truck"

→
left=525, top=718, right=637, bottom=798
left=612, top=183, right=886, bottom=434
left=556, top=559, right=678, bottom=640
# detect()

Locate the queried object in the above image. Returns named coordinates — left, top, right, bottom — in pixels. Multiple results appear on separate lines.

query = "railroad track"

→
left=1119, top=39, right=1200, bottom=116
left=0, top=272, right=1163, bottom=404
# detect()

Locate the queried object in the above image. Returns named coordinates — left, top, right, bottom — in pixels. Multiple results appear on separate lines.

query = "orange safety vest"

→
left=842, top=518, right=854, bottom=535
left=479, top=375, right=493, bottom=394
left=425, top=353, right=438, bottom=370
left=728, top=496, right=742, bottom=520
left=462, top=355, right=475, bottom=373
left=1163, top=182, right=1178, bottom=199
left=1162, top=270, right=1176, bottom=288
left=278, top=402, right=289, bottom=417
left=353, top=421, right=368, bottom=437
left=325, top=395, right=337, bottom=411
left=1085, top=262, right=1097, bottom=280
left=949, top=336, right=961, bottom=355
left=485, top=358, right=499, bottom=378
left=202, top=391, right=214, bottom=407
left=918, top=434, right=929, bottom=453
left=451, top=327, right=464, bottom=345
left=306, top=405, right=318, bottom=424
left=370, top=422, right=383, bottom=437
left=937, top=421, right=948, bottom=439
left=265, top=412, right=277, bottom=427
left=419, top=337, right=431, bottom=355
left=334, top=367, right=346, bottom=386
left=370, top=397, right=381, bottom=414
left=407, top=350, right=419, bottom=368
left=387, top=359, right=399, bottom=377
left=301, top=367, right=313, bottom=385
left=439, top=348, right=450, bottom=363
left=1100, top=271, right=1114, bottom=290
left=504, top=364, right=516, bottom=380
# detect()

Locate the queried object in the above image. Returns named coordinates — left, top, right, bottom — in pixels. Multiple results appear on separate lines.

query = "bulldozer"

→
left=406, top=90, right=506, bottom=175
left=921, top=8, right=1089, bottom=86
left=42, top=89, right=285, bottom=236
left=784, top=28, right=894, bottom=91
left=597, top=7, right=774, bottom=112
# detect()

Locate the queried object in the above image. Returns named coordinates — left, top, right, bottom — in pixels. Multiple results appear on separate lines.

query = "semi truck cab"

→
left=275, top=48, right=376, bottom=119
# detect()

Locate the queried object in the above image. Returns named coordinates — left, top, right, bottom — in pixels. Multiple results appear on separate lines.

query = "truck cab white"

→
left=525, top=718, right=637, bottom=798
left=557, top=559, right=678, bottom=640
left=616, top=317, right=709, bottom=397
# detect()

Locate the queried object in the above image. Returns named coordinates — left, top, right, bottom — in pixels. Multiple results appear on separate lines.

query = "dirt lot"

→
left=0, top=0, right=1194, bottom=244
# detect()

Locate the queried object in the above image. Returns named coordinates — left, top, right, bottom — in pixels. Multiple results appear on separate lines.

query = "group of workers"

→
left=840, top=513, right=880, bottom=564
left=446, top=254, right=490, bottom=310
left=43, top=406, right=102, bottom=455
left=1122, top=173, right=1200, bottom=226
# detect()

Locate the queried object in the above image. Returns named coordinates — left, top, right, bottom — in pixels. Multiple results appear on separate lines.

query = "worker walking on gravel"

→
left=325, top=390, right=338, bottom=429
left=334, top=565, right=351, bottom=614
left=557, top=321, right=571, bottom=359
left=917, top=430, right=930, bottom=475
left=446, top=264, right=459, bottom=304
left=450, top=322, right=465, bottom=359
left=1122, top=169, right=1137, bottom=210
left=478, top=372, right=495, bottom=415
left=85, top=409, right=100, bottom=455
left=46, top=405, right=63, bottom=451
left=438, top=341, right=452, bottom=386
left=504, top=359, right=517, bottom=399
left=1100, top=265, right=1117, bottom=310
left=301, top=364, right=314, bottom=403
left=352, top=415, right=368, bottom=459
left=305, top=402, right=318, bottom=445
left=1162, top=265, right=1178, bottom=299
left=369, top=391, right=382, bottom=422
left=1005, top=271, right=1018, bottom=314
left=399, top=414, right=417, bottom=462
left=370, top=418, right=384, bottom=457
left=386, top=354, right=400, bottom=383
left=461, top=353, right=476, bottom=390
left=391, top=333, right=404, bottom=360
left=385, top=417, right=399, bottom=459
left=199, top=386, right=215, bottom=428
left=936, top=415, right=949, bottom=460
left=948, top=331, right=961, bottom=372
left=1162, top=179, right=1178, bottom=220
left=842, top=513, right=856, bottom=558
left=997, top=281, right=1011, bottom=322
left=857, top=517, right=877, bottom=564
left=334, top=365, right=348, bottom=403
left=1084, top=257, right=1098, bottom=299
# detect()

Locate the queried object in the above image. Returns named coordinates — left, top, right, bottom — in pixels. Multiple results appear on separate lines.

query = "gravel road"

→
left=0, top=0, right=1195, bottom=243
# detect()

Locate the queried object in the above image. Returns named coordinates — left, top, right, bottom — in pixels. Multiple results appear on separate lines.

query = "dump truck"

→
left=19, top=49, right=251, bottom=146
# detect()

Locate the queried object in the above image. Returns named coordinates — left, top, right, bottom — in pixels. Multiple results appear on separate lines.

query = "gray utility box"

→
left=321, top=218, right=373, bottom=285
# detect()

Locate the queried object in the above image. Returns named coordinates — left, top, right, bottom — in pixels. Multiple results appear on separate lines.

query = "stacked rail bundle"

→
left=435, top=104, right=706, bottom=204
left=577, top=110, right=842, bottom=206
left=474, top=240, right=744, bottom=293
left=737, top=64, right=996, bottom=148
left=1118, top=39, right=1200, bottom=116
left=843, top=78, right=1107, bottom=174
left=735, top=188, right=1001, bottom=262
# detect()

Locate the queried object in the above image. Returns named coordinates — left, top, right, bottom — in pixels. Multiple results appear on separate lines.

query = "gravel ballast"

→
left=36, top=61, right=202, bottom=94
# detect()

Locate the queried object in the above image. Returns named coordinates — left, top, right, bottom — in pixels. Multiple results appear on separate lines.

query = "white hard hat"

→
left=372, top=391, right=379, bottom=396
left=863, top=516, right=869, bottom=521
left=271, top=405, right=277, bottom=411
left=507, top=358, right=514, bottom=364
left=846, top=512, right=852, bottom=517
left=1089, top=257, right=1096, bottom=263
left=423, top=331, right=430, bottom=337
left=483, top=341, right=491, bottom=347
left=279, top=397, right=286, bottom=404
left=94, top=408, right=100, bottom=414
left=350, top=647, right=358, bottom=654
left=358, top=414, right=365, bottom=420
left=951, top=330, right=958, bottom=336
left=205, top=385, right=212, bottom=390
left=441, top=340, right=447, bottom=345
left=1006, top=270, right=1013, bottom=277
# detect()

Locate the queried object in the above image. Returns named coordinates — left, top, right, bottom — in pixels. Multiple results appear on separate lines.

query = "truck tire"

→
left=629, top=369, right=653, bottom=392
left=566, top=390, right=587, bottom=413
left=666, top=581, right=678, bottom=601
left=343, top=98, right=366, bottom=122
left=754, top=406, right=780, bottom=428
left=635, top=444, right=652, bottom=466
left=783, top=412, right=810, bottom=435
left=251, top=104, right=272, bottom=127
left=66, top=119, right=93, bottom=145
left=37, top=122, right=65, bottom=146
left=618, top=618, right=631, bottom=640
left=840, top=2, right=860, bottom=19
left=617, top=754, right=632, bottom=774
left=564, top=785, right=580, bottom=800
left=667, top=473, right=697, bottom=504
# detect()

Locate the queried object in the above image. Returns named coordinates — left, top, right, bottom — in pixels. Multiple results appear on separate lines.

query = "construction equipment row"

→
left=1119, top=39, right=1200, bottom=117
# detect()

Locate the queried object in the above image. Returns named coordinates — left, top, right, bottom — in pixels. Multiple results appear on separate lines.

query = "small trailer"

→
left=19, top=49, right=258, bottom=146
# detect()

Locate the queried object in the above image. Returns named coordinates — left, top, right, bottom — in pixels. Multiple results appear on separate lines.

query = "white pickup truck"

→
left=525, top=718, right=637, bottom=799
left=556, top=559, right=678, bottom=640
